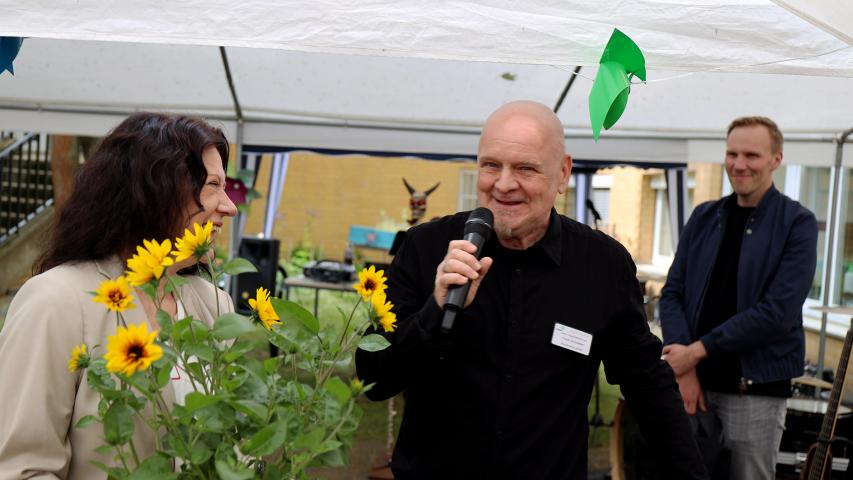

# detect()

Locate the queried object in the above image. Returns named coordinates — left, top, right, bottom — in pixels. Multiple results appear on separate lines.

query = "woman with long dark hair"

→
left=0, top=113, right=237, bottom=478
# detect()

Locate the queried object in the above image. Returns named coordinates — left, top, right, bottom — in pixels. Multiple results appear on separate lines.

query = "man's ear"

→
left=558, top=154, right=572, bottom=194
left=772, top=150, right=783, bottom=170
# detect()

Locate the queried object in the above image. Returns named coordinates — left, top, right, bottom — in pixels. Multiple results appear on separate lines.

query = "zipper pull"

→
left=739, top=377, right=746, bottom=397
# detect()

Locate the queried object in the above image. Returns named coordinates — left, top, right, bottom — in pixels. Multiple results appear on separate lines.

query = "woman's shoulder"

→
left=17, top=261, right=104, bottom=300
left=181, top=274, right=234, bottom=319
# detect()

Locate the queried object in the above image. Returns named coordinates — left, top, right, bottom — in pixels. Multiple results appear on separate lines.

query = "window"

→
left=799, top=167, right=830, bottom=301
left=457, top=168, right=478, bottom=212
left=651, top=174, right=694, bottom=266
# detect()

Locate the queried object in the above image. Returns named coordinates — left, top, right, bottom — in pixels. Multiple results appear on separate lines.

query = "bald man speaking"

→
left=356, top=101, right=706, bottom=479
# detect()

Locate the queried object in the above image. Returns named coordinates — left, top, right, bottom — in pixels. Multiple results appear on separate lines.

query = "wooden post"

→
left=50, top=135, right=78, bottom=211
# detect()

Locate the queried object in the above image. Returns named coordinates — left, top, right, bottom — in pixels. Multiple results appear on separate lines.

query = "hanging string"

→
left=550, top=44, right=852, bottom=86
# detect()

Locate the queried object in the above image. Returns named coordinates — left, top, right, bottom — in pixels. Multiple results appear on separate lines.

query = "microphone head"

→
left=464, top=207, right=494, bottom=239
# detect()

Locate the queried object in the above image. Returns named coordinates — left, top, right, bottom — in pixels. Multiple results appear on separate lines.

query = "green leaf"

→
left=221, top=257, right=257, bottom=276
left=94, top=444, right=114, bottom=455
left=271, top=298, right=319, bottom=336
left=120, top=372, right=151, bottom=397
left=156, top=364, right=172, bottom=389
left=318, top=439, right=343, bottom=454
left=186, top=344, right=215, bottom=363
left=212, top=313, right=257, bottom=340
left=215, top=460, right=255, bottom=480
left=174, top=316, right=210, bottom=343
left=263, top=356, right=282, bottom=374
left=154, top=309, right=173, bottom=339
left=89, top=460, right=112, bottom=475
left=358, top=334, right=391, bottom=352
left=103, top=402, right=134, bottom=445
left=231, top=399, right=267, bottom=423
left=223, top=340, right=255, bottom=362
left=193, top=406, right=232, bottom=433
left=86, top=360, right=116, bottom=392
left=324, top=377, right=352, bottom=405
left=139, top=282, right=157, bottom=301
left=163, top=275, right=190, bottom=295
left=128, top=454, right=178, bottom=480
left=185, top=362, right=205, bottom=384
left=292, top=427, right=325, bottom=452
left=190, top=440, right=214, bottom=465
left=314, top=446, right=347, bottom=467
left=75, top=414, right=97, bottom=429
left=261, top=464, right=284, bottom=480
left=241, top=420, right=288, bottom=457
left=184, top=392, right=222, bottom=414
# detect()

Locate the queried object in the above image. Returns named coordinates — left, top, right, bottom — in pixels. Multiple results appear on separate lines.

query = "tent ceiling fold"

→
left=2, top=0, right=851, bottom=74
left=0, top=1, right=852, bottom=165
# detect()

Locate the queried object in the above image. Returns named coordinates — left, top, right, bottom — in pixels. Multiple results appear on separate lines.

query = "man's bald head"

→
left=480, top=101, right=566, bottom=159
left=476, top=100, right=572, bottom=249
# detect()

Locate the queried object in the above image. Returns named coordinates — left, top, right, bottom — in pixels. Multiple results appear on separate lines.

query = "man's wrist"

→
left=689, top=340, right=708, bottom=362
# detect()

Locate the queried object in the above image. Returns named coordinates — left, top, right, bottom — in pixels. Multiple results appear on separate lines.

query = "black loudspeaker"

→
left=233, top=237, right=280, bottom=315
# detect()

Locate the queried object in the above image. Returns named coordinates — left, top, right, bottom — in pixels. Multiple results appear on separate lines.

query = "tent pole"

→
left=219, top=46, right=245, bottom=261
left=665, top=167, right=688, bottom=250
left=553, top=66, right=582, bottom=114
left=817, top=127, right=853, bottom=379
left=575, top=172, right=592, bottom=224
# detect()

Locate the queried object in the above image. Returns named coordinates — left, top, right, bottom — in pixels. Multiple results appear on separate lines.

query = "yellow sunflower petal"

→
left=92, top=276, right=136, bottom=312
left=104, top=323, right=163, bottom=375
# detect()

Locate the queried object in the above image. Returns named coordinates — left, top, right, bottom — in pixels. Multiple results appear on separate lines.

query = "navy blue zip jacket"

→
left=660, top=185, right=817, bottom=384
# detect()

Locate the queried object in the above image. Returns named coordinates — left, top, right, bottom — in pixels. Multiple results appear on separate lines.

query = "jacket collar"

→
left=95, top=255, right=126, bottom=279
left=718, top=183, right=779, bottom=219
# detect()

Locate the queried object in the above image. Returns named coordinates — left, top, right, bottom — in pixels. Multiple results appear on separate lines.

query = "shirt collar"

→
left=485, top=209, right=562, bottom=266
left=537, top=208, right=563, bottom=266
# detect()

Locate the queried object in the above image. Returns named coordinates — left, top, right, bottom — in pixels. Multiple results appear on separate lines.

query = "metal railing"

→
left=0, top=133, right=53, bottom=244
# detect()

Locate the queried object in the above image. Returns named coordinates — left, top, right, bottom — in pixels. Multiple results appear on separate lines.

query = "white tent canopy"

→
left=3, top=1, right=853, bottom=356
left=1, top=0, right=852, bottom=165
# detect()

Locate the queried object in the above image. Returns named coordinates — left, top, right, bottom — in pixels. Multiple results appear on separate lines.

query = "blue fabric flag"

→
left=0, top=37, right=24, bottom=76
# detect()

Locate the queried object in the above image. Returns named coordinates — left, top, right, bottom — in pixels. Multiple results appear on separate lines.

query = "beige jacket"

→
left=0, top=258, right=233, bottom=479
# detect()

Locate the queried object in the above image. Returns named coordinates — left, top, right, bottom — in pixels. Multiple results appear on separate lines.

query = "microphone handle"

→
left=441, top=231, right=487, bottom=333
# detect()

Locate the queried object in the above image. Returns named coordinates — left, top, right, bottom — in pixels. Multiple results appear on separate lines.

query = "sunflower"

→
left=371, top=291, right=397, bottom=333
left=126, top=239, right=175, bottom=286
left=248, top=287, right=281, bottom=330
left=172, top=221, right=213, bottom=262
left=104, top=323, right=163, bottom=375
left=353, top=265, right=387, bottom=301
left=67, top=344, right=89, bottom=372
left=91, top=276, right=135, bottom=312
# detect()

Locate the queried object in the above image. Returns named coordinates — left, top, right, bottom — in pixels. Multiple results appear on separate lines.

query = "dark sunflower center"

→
left=127, top=344, right=144, bottom=360
left=109, top=290, right=124, bottom=304
left=365, top=279, right=376, bottom=291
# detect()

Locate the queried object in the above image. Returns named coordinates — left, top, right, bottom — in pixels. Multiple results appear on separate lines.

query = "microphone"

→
left=440, top=207, right=494, bottom=333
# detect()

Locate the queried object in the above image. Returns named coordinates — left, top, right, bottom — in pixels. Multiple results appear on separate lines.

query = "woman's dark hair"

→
left=35, top=112, right=229, bottom=274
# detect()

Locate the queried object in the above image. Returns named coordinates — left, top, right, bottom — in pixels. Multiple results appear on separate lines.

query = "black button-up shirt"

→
left=356, top=210, right=706, bottom=480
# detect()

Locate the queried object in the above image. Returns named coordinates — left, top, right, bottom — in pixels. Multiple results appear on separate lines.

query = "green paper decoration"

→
left=588, top=29, right=646, bottom=141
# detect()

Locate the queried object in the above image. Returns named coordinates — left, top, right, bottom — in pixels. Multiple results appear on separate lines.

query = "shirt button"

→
left=504, top=374, right=513, bottom=383
left=746, top=228, right=753, bottom=235
left=514, top=268, right=521, bottom=275
left=496, top=429, right=504, bottom=439
left=510, top=320, right=518, bottom=328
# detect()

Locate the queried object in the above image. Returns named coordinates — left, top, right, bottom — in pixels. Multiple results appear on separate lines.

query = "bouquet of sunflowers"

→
left=68, top=221, right=394, bottom=479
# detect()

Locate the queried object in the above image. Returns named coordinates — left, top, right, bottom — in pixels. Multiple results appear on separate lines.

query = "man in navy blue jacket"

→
left=660, top=116, right=818, bottom=480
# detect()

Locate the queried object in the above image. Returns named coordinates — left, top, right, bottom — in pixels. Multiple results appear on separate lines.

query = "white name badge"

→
left=551, top=323, right=593, bottom=356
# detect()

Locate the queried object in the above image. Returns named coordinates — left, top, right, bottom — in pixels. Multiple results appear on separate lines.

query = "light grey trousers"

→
left=706, top=391, right=788, bottom=480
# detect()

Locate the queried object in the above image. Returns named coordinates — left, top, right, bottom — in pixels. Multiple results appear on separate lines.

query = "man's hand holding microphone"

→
left=434, top=208, right=494, bottom=333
